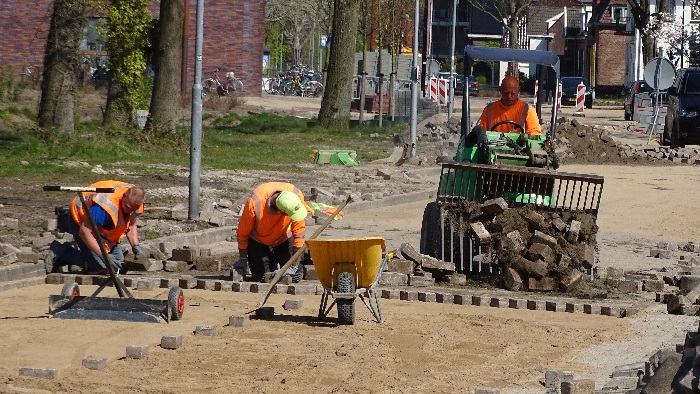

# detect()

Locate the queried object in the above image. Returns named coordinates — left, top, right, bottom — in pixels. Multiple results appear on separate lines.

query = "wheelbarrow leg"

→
left=318, top=290, right=329, bottom=319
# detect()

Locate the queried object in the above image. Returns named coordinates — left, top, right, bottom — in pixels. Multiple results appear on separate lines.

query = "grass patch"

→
left=0, top=111, right=404, bottom=177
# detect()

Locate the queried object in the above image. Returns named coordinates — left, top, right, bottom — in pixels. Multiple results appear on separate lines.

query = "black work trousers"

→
left=247, top=237, right=293, bottom=282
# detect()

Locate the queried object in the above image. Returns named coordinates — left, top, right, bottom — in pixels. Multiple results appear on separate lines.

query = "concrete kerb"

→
left=343, top=188, right=437, bottom=214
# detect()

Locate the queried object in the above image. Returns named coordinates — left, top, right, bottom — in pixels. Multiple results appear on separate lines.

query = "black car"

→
left=664, top=68, right=700, bottom=148
left=560, top=77, right=593, bottom=109
left=466, top=75, right=479, bottom=97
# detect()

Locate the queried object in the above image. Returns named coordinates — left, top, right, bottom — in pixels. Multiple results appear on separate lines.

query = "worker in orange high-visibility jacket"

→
left=477, top=75, right=542, bottom=136
left=45, top=180, right=146, bottom=275
left=233, top=182, right=312, bottom=283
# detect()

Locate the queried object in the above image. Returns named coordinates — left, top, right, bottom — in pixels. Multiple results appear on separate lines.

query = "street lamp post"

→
left=188, top=0, right=204, bottom=220
left=410, top=0, right=420, bottom=157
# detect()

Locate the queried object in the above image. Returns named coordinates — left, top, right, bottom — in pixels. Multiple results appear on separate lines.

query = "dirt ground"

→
left=1, top=94, right=700, bottom=393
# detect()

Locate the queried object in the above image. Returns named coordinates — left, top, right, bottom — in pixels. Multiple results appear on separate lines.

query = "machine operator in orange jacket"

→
left=45, top=180, right=146, bottom=275
left=468, top=75, right=542, bottom=146
left=233, top=182, right=311, bottom=283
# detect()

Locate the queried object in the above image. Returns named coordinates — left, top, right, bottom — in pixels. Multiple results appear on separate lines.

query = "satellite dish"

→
left=643, top=57, right=675, bottom=91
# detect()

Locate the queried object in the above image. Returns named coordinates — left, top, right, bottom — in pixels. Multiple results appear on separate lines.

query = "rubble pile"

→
left=441, top=197, right=598, bottom=293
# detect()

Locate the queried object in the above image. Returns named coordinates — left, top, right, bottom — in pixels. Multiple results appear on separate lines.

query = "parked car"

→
left=560, top=77, right=593, bottom=108
left=624, top=80, right=655, bottom=121
left=437, top=72, right=463, bottom=96
left=664, top=68, right=700, bottom=148
left=466, top=75, right=479, bottom=97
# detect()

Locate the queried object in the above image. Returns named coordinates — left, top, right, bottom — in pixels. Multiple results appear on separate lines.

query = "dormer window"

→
left=610, top=5, right=628, bottom=24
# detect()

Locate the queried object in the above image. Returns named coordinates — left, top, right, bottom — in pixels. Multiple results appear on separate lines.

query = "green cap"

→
left=276, top=191, right=306, bottom=222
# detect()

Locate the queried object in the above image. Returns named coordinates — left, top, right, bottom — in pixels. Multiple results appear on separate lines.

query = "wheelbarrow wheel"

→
left=337, top=272, right=355, bottom=325
left=168, top=286, right=184, bottom=321
left=61, top=282, right=80, bottom=298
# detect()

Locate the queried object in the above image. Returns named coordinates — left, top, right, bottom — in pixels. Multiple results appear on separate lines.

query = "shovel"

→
left=249, top=194, right=352, bottom=313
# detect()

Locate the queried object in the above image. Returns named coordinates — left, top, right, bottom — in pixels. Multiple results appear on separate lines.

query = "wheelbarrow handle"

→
left=44, top=186, right=115, bottom=193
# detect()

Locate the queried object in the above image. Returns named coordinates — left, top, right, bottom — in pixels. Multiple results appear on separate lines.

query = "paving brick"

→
left=18, top=367, right=58, bottom=379
left=160, top=278, right=180, bottom=288
left=567, top=220, right=581, bottom=242
left=379, top=271, right=408, bottom=286
left=287, top=284, right=316, bottom=295
left=45, top=273, right=64, bottom=284
left=228, top=315, right=246, bottom=327
left=400, top=290, right=418, bottom=301
left=14, top=251, right=39, bottom=263
left=195, top=324, right=217, bottom=336
left=531, top=230, right=557, bottom=248
left=283, top=299, right=303, bottom=310
left=418, top=292, right=436, bottom=302
left=178, top=277, right=198, bottom=289
left=82, top=358, right=107, bottom=370
left=408, top=274, right=433, bottom=287
left=565, top=303, right=583, bottom=313
left=232, top=282, right=253, bottom=293
left=561, top=379, right=595, bottom=394
left=381, top=289, right=401, bottom=299
left=475, top=388, right=500, bottom=394
left=171, top=248, right=197, bottom=262
left=508, top=299, right=527, bottom=309
left=481, top=197, right=508, bottom=215
left=163, top=261, right=188, bottom=272
left=160, top=334, right=183, bottom=349
left=527, top=300, right=545, bottom=310
left=601, top=305, right=622, bottom=317
left=136, top=279, right=158, bottom=291
left=75, top=275, right=93, bottom=285
left=436, top=292, right=454, bottom=304
left=472, top=295, right=487, bottom=306
left=545, top=370, right=574, bottom=388
left=196, top=279, right=216, bottom=290
left=454, top=294, right=472, bottom=305
left=470, top=222, right=491, bottom=245
left=126, top=344, right=149, bottom=359
left=617, top=280, right=641, bottom=293
left=273, top=284, right=288, bottom=294
left=583, top=304, right=601, bottom=315
left=643, top=279, right=664, bottom=292
left=545, top=301, right=561, bottom=312
left=385, top=259, right=413, bottom=275
left=490, top=297, right=506, bottom=308
left=250, top=283, right=270, bottom=294
left=215, top=281, right=233, bottom=291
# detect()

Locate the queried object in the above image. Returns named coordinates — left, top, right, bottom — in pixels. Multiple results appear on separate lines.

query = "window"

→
left=610, top=6, right=628, bottom=24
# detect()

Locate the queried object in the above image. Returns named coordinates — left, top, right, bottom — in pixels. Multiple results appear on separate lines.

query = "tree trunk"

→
left=318, top=0, right=360, bottom=130
left=103, top=77, right=131, bottom=126
left=145, top=0, right=183, bottom=136
left=506, top=19, right=519, bottom=77
left=38, top=0, right=86, bottom=132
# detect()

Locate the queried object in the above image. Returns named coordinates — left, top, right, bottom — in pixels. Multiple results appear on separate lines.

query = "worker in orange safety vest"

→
left=45, top=180, right=146, bottom=275
left=473, top=75, right=542, bottom=137
left=232, top=182, right=312, bottom=283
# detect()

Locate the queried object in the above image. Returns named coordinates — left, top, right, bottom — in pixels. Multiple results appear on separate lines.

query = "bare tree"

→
left=467, top=0, right=533, bottom=75
left=318, top=0, right=360, bottom=129
left=266, top=0, right=318, bottom=65
left=38, top=0, right=86, bottom=132
left=145, top=0, right=183, bottom=136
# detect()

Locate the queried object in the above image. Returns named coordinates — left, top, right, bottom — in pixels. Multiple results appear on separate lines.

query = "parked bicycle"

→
left=202, top=68, right=243, bottom=96
left=263, top=64, right=322, bottom=97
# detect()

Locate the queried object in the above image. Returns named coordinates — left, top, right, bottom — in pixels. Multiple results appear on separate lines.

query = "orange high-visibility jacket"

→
left=70, top=180, right=143, bottom=247
left=236, top=182, right=310, bottom=250
left=479, top=99, right=542, bottom=135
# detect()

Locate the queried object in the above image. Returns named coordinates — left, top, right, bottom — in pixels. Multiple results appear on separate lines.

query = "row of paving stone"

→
left=45, top=272, right=637, bottom=318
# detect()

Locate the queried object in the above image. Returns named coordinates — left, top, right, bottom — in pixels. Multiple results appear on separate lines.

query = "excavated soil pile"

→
left=442, top=198, right=598, bottom=293
left=554, top=118, right=656, bottom=165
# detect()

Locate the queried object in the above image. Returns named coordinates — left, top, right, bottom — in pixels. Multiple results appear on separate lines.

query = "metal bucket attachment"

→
left=438, top=162, right=604, bottom=215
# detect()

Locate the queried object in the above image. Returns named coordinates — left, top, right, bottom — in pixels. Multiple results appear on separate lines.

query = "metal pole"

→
left=410, top=0, right=420, bottom=157
left=448, top=0, right=457, bottom=119
left=188, top=0, right=204, bottom=220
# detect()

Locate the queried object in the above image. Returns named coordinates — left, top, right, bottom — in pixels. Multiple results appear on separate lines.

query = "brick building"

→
left=0, top=0, right=265, bottom=97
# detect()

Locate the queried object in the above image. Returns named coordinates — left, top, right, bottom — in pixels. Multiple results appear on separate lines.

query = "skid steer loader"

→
left=419, top=46, right=605, bottom=274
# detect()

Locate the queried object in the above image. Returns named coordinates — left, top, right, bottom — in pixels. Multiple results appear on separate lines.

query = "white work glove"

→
left=271, top=264, right=298, bottom=278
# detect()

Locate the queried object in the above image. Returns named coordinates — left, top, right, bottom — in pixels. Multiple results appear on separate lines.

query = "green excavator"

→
left=420, top=46, right=605, bottom=273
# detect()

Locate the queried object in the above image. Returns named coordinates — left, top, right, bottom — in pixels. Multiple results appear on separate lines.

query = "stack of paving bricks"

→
left=0, top=242, right=45, bottom=292
left=631, top=327, right=700, bottom=392
left=603, top=266, right=666, bottom=296
left=440, top=197, right=597, bottom=293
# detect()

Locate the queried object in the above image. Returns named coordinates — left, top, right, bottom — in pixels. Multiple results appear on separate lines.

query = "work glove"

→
left=104, top=254, right=122, bottom=273
left=132, top=244, right=146, bottom=259
left=230, top=257, right=248, bottom=279
left=271, top=264, right=298, bottom=278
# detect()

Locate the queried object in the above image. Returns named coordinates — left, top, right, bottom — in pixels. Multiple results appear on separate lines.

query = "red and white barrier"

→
left=556, top=82, right=562, bottom=109
left=575, top=82, right=585, bottom=114
left=533, top=80, right=539, bottom=105
left=428, top=77, right=450, bottom=106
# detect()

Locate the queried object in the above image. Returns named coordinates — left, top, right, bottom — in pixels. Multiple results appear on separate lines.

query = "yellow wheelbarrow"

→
left=306, top=237, right=387, bottom=325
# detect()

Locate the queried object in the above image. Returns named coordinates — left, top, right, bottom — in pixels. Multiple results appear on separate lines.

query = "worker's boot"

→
left=44, top=240, right=64, bottom=273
